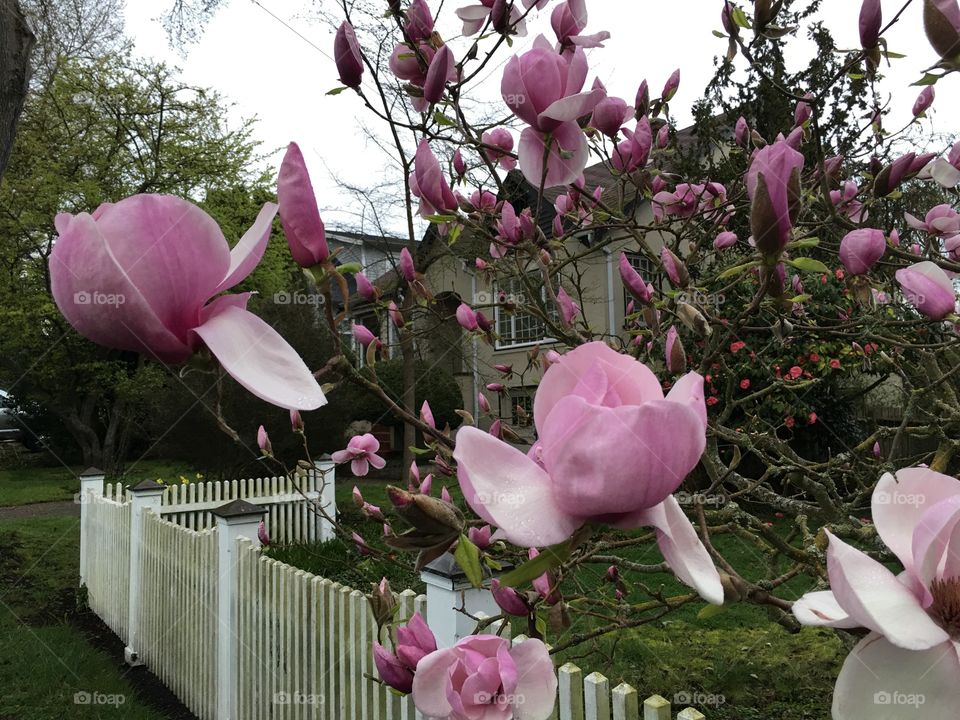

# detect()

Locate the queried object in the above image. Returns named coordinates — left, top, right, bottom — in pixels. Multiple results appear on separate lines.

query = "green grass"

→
left=0, top=516, right=179, bottom=719
left=0, top=460, right=198, bottom=507
left=283, top=479, right=845, bottom=720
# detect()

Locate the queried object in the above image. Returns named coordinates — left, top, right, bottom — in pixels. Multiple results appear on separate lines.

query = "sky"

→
left=125, top=0, right=960, bottom=236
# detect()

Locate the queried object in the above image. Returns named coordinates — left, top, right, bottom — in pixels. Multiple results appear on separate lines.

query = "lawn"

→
left=0, top=460, right=199, bottom=507
left=0, top=515, right=193, bottom=719
left=273, top=477, right=846, bottom=720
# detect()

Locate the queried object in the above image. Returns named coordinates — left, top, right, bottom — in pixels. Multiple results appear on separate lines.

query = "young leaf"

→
left=498, top=541, right=572, bottom=588
left=788, top=257, right=830, bottom=274
left=718, top=260, right=760, bottom=279
left=454, top=534, right=483, bottom=588
left=326, top=86, right=348, bottom=96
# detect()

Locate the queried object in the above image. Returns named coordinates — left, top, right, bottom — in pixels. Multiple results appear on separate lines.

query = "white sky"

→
left=125, top=0, right=960, bottom=236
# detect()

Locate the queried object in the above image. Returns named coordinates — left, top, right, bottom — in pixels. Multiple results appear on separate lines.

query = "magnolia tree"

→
left=48, top=0, right=960, bottom=717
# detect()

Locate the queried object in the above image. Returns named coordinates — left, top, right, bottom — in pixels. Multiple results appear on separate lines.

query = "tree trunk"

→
left=0, top=0, right=35, bottom=179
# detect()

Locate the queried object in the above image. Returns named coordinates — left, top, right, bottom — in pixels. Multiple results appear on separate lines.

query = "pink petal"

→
left=216, top=202, right=277, bottom=293
left=411, top=648, right=457, bottom=717
left=351, top=458, right=369, bottom=476
left=825, top=530, right=948, bottom=651
left=453, top=426, right=581, bottom=547
left=509, top=639, right=558, bottom=720
left=540, top=396, right=706, bottom=517
left=665, top=371, right=708, bottom=429
left=538, top=88, right=605, bottom=125
left=628, top=496, right=724, bottom=604
left=191, top=305, right=327, bottom=410
left=518, top=122, right=588, bottom=189
left=792, top=590, right=860, bottom=628
left=199, top=292, right=251, bottom=325
left=533, top=341, right=663, bottom=432
left=278, top=142, right=329, bottom=266
left=872, top=468, right=960, bottom=573
left=49, top=212, right=193, bottom=362
left=368, top=453, right=387, bottom=470
left=911, top=495, right=960, bottom=604
left=832, top=634, right=960, bottom=720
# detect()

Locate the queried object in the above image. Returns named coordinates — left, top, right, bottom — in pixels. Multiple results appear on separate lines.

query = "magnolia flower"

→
left=793, top=468, right=960, bottom=720
left=913, top=85, right=936, bottom=117
left=332, top=434, right=387, bottom=477
left=278, top=142, right=330, bottom=267
left=556, top=286, right=580, bottom=326
left=746, top=136, right=804, bottom=256
left=734, top=116, right=749, bottom=147
left=660, top=247, right=689, bottom=287
left=423, top=45, right=455, bottom=105
left=456, top=0, right=546, bottom=37
left=257, top=426, right=272, bottom=455
left=931, top=141, right=960, bottom=188
left=905, top=204, right=960, bottom=237
left=924, top=0, right=960, bottom=62
left=665, top=325, right=686, bottom=374
left=420, top=400, right=435, bottom=429
left=551, top=0, right=610, bottom=48
left=468, top=524, right=492, bottom=549
left=619, top=252, right=653, bottom=303
left=874, top=152, right=935, bottom=196
left=501, top=39, right=603, bottom=187
left=355, top=272, right=378, bottom=302
left=661, top=68, right=680, bottom=101
left=373, top=612, right=437, bottom=694
left=895, top=261, right=957, bottom=320
left=860, top=0, right=882, bottom=48
left=50, top=194, right=325, bottom=411
left=257, top=520, right=270, bottom=546
left=454, top=342, right=723, bottom=604
left=714, top=230, right=738, bottom=250
left=590, top=92, right=633, bottom=138
left=352, top=323, right=379, bottom=348
left=611, top=119, right=652, bottom=173
left=290, top=409, right=303, bottom=432
left=456, top=303, right=479, bottom=331
left=839, top=228, right=886, bottom=275
left=334, top=22, right=363, bottom=88
left=481, top=127, right=517, bottom=170
left=413, top=635, right=556, bottom=720
left=411, top=140, right=459, bottom=218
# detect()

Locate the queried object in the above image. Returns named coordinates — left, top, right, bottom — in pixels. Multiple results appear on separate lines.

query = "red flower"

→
left=739, top=379, right=751, bottom=390
left=774, top=512, right=785, bottom=519
left=809, top=353, right=820, bottom=362
left=808, top=412, right=818, bottom=424
left=829, top=358, right=841, bottom=369
left=706, top=396, right=719, bottom=406
left=730, top=340, right=746, bottom=353
left=788, top=366, right=803, bottom=380
left=784, top=416, right=796, bottom=428
left=835, top=269, right=845, bottom=280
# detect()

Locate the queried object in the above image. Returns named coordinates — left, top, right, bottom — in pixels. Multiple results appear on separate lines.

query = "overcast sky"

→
left=125, top=0, right=959, bottom=236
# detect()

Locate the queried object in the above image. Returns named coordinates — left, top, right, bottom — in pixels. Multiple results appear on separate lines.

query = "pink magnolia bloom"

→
left=501, top=40, right=603, bottom=187
left=860, top=0, right=882, bottom=48
left=404, top=0, right=435, bottom=41
left=611, top=118, right=652, bottom=173
left=793, top=468, right=960, bottom=720
left=660, top=247, right=688, bottom=287
left=619, top=252, right=653, bottom=303
left=875, top=152, right=936, bottom=196
left=411, top=140, right=459, bottom=218
left=334, top=22, right=363, bottom=88
left=924, top=0, right=960, bottom=61
left=793, top=93, right=813, bottom=128
left=829, top=181, right=865, bottom=223
left=914, top=85, right=936, bottom=117
left=399, top=247, right=416, bottom=283
left=746, top=136, right=804, bottom=256
left=665, top=325, right=686, bottom=374
left=481, top=127, right=517, bottom=170
left=355, top=272, right=377, bottom=302
left=478, top=392, right=490, bottom=413
left=453, top=148, right=467, bottom=177
left=734, top=116, right=749, bottom=147
left=490, top=578, right=531, bottom=616
left=453, top=342, right=723, bottom=603
left=423, top=45, right=455, bottom=105
left=257, top=425, right=271, bottom=454
left=413, top=635, right=556, bottom=720
left=551, top=0, right=610, bottom=48
left=839, top=228, right=886, bottom=275
left=420, top=400, right=435, bottom=429
left=931, top=141, right=960, bottom=188
left=278, top=142, right=330, bottom=267
left=895, top=261, right=957, bottom=320
left=905, top=203, right=960, bottom=237
left=352, top=323, right=379, bottom=348
left=456, top=0, right=546, bottom=36
left=332, top=434, right=387, bottom=477
left=373, top=612, right=437, bottom=694
left=468, top=524, right=492, bottom=549
left=714, top=230, right=738, bottom=250
left=257, top=520, right=270, bottom=546
left=556, top=286, right=580, bottom=325
left=290, top=409, right=303, bottom=432
left=590, top=90, right=633, bottom=139
left=50, top=195, right=325, bottom=411
left=661, top=68, right=680, bottom=102
left=656, top=123, right=670, bottom=149
left=388, top=301, right=405, bottom=329
left=456, top=303, right=479, bottom=331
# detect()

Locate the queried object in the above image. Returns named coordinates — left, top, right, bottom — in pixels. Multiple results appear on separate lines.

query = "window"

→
left=494, top=274, right=558, bottom=349
left=509, top=387, right=534, bottom=427
left=623, top=252, right=659, bottom=316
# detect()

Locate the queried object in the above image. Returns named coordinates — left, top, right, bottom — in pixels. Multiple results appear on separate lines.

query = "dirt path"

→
left=0, top=500, right=79, bottom=521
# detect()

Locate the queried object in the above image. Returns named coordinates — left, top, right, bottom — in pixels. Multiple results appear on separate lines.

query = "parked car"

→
left=0, top=389, right=26, bottom=444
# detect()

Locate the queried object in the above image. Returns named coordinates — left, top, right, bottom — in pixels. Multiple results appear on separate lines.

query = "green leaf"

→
left=534, top=614, right=548, bottom=637
left=718, top=260, right=760, bottom=279
left=712, top=29, right=727, bottom=38
left=697, top=604, right=727, bottom=620
left=731, top=6, right=750, bottom=28
left=326, top=86, right=348, bottom=96
left=454, top=535, right=483, bottom=588
left=433, top=111, right=457, bottom=127
left=786, top=294, right=811, bottom=303
left=883, top=50, right=907, bottom=59
left=786, top=237, right=819, bottom=250
left=337, top=262, right=362, bottom=275
left=424, top=214, right=458, bottom=224
left=912, top=73, right=941, bottom=87
left=498, top=541, right=571, bottom=588
left=408, top=446, right=432, bottom=456
left=788, top=257, right=830, bottom=274
left=484, top=557, right=502, bottom=572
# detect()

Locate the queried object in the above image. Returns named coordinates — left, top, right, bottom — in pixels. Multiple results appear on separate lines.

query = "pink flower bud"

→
left=747, top=136, right=804, bottom=256
left=420, top=400, right=435, bottom=429
left=490, top=579, right=530, bottom=616
left=660, top=247, right=689, bottom=287
left=661, top=69, right=680, bottom=101
left=456, top=303, right=478, bottom=331
left=355, top=272, right=377, bottom=302
left=278, top=143, right=329, bottom=267
left=872, top=441, right=882, bottom=458
left=665, top=326, right=686, bottom=374
left=839, top=228, right=886, bottom=275
left=257, top=425, right=272, bottom=454
left=423, top=45, right=454, bottom=105
left=419, top=474, right=433, bottom=496
left=257, top=520, right=270, bottom=546
left=860, top=0, right=882, bottom=48
left=334, top=22, right=364, bottom=89
left=494, top=363, right=512, bottom=374
left=556, top=287, right=581, bottom=326
left=352, top=323, right=378, bottom=347
left=388, top=301, right=405, bottom=328
left=468, top=524, right=492, bottom=549
left=453, top=149, right=467, bottom=177
left=399, top=247, right=416, bottom=283
left=713, top=231, right=738, bottom=250
left=441, top=486, right=452, bottom=503
left=619, top=252, right=653, bottom=303
left=735, top=116, right=749, bottom=147
left=913, top=86, right=935, bottom=117
left=478, top=392, right=491, bottom=413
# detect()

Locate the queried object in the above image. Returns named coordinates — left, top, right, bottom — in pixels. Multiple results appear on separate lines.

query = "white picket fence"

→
left=79, top=468, right=709, bottom=720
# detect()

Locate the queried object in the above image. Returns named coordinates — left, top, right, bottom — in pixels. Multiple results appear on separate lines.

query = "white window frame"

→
left=493, top=274, right=558, bottom=350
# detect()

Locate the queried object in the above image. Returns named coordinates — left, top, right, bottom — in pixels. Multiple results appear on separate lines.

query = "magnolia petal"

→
left=518, top=122, right=588, bottom=189
left=192, top=305, right=327, bottom=410
left=832, top=634, right=960, bottom=720
left=216, top=202, right=277, bottom=293
left=665, top=371, right=708, bottom=429
left=931, top=158, right=960, bottom=189
left=509, top=640, right=558, bottom=720
left=538, top=88, right=605, bottom=125
left=792, top=590, right=860, bottom=628
left=911, top=495, right=960, bottom=604
left=631, top=496, right=724, bottom=604
left=411, top=648, right=458, bottom=717
left=825, top=530, right=948, bottom=651
left=453, top=426, right=581, bottom=547
left=873, top=468, right=960, bottom=573
left=49, top=212, right=193, bottom=362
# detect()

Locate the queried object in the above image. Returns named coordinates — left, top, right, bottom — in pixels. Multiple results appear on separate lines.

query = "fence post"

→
left=314, top=455, right=337, bottom=542
left=213, top=499, right=267, bottom=720
left=77, top=466, right=105, bottom=587
left=124, top=479, right=164, bottom=666
left=419, top=555, right=508, bottom=648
